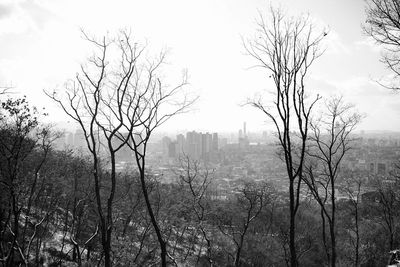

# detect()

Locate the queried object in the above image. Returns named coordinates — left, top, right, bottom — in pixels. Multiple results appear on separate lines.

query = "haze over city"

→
left=0, top=0, right=398, bottom=133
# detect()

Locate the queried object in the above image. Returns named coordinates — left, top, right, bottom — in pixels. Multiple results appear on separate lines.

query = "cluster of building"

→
left=162, top=131, right=220, bottom=161
left=160, top=122, right=254, bottom=162
left=238, top=122, right=250, bottom=149
left=342, top=135, right=400, bottom=177
left=55, top=130, right=86, bottom=149
left=55, top=129, right=137, bottom=163
left=57, top=127, right=400, bottom=195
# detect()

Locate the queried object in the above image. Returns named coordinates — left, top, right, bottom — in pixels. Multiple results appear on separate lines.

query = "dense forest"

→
left=2, top=1, right=400, bottom=266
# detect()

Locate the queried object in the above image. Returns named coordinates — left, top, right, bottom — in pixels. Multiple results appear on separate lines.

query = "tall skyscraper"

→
left=186, top=131, right=197, bottom=159
left=176, top=134, right=185, bottom=155
left=195, top=132, right=203, bottom=159
left=238, top=122, right=249, bottom=149
left=168, top=141, right=177, bottom=158
left=201, top=133, right=207, bottom=157
left=163, top=130, right=221, bottom=160
left=204, top=133, right=212, bottom=153
left=212, top=132, right=218, bottom=151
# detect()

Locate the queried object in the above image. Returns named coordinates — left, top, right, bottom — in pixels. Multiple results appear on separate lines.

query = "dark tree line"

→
left=0, top=95, right=400, bottom=266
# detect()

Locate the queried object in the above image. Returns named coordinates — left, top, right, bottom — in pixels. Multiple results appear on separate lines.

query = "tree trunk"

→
left=139, top=170, right=167, bottom=266
left=104, top=151, right=117, bottom=267
left=355, top=204, right=359, bottom=267
left=235, top=230, right=247, bottom=267
left=330, top=179, right=336, bottom=267
left=330, top=222, right=336, bottom=267
left=320, top=209, right=330, bottom=264
left=234, top=245, right=242, bottom=267
left=6, top=192, right=19, bottom=266
left=289, top=180, right=298, bottom=267
left=103, top=238, right=111, bottom=267
left=92, top=154, right=112, bottom=267
left=201, top=227, right=213, bottom=266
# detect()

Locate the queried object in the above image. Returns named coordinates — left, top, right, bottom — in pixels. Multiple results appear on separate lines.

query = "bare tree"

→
left=66, top=156, right=99, bottom=266
left=46, top=31, right=139, bottom=266
left=304, top=96, right=361, bottom=267
left=47, top=30, right=194, bottom=267
left=215, top=182, right=273, bottom=267
left=108, top=39, right=194, bottom=267
left=85, top=33, right=141, bottom=266
left=369, top=177, right=400, bottom=251
left=343, top=175, right=363, bottom=267
left=244, top=7, right=326, bottom=266
left=364, top=0, right=400, bottom=89
left=178, top=155, right=214, bottom=265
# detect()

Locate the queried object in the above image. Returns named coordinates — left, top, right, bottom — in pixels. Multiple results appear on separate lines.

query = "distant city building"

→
left=368, top=161, right=389, bottom=175
left=212, top=133, right=218, bottom=151
left=176, top=134, right=185, bottom=156
left=168, top=141, right=177, bottom=158
left=186, top=131, right=198, bottom=159
left=238, top=122, right=249, bottom=149
left=162, top=130, right=221, bottom=161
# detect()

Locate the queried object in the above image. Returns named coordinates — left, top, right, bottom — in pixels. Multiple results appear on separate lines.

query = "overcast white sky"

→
left=0, top=0, right=398, bottom=133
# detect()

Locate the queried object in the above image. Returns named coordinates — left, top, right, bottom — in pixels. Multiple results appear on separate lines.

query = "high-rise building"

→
left=186, top=131, right=197, bottom=159
left=205, top=133, right=212, bottom=153
left=176, top=134, right=185, bottom=155
left=196, top=132, right=203, bottom=159
left=161, top=130, right=221, bottom=160
left=168, top=141, right=177, bottom=158
left=212, top=132, right=218, bottom=151
left=201, top=133, right=207, bottom=157
left=238, top=122, right=249, bottom=149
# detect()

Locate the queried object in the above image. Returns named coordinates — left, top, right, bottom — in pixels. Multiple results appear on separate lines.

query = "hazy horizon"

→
left=1, top=0, right=399, bottom=133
